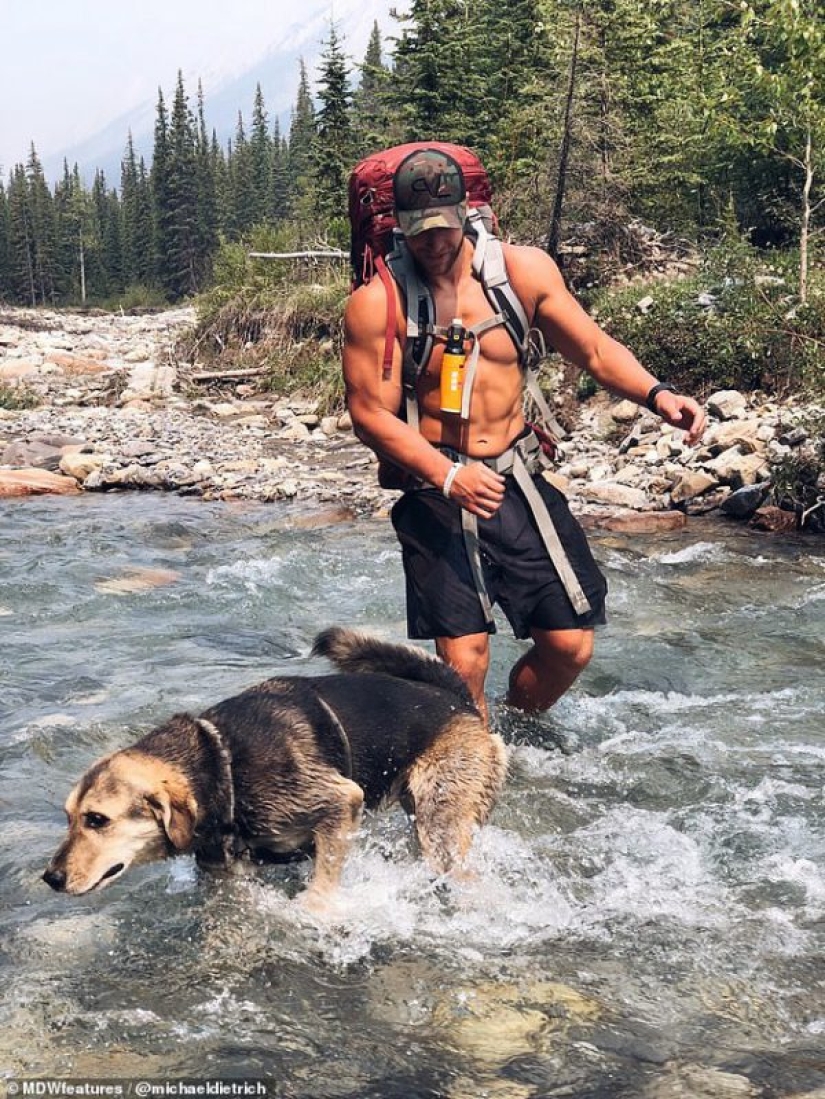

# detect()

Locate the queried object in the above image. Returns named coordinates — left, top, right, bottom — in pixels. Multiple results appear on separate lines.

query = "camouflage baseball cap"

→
left=393, top=148, right=467, bottom=236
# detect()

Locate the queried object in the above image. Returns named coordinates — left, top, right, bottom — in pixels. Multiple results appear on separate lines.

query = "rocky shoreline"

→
left=0, top=305, right=818, bottom=533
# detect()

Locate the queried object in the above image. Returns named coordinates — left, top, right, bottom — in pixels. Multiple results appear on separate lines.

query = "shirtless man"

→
left=343, top=148, right=706, bottom=721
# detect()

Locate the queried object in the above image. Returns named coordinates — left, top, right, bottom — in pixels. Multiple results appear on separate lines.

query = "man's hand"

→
left=653, top=391, right=707, bottom=447
left=446, top=462, right=506, bottom=518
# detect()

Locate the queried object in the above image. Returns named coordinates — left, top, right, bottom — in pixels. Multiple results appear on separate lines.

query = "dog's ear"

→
left=146, top=777, right=198, bottom=850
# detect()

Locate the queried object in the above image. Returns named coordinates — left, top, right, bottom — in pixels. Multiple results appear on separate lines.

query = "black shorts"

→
left=391, top=477, right=608, bottom=640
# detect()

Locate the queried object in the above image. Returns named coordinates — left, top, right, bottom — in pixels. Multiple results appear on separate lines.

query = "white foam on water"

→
left=74, top=1008, right=163, bottom=1033
left=224, top=797, right=739, bottom=971
left=735, top=775, right=817, bottom=806
left=12, top=713, right=80, bottom=743
left=653, top=541, right=730, bottom=566
left=557, top=806, right=730, bottom=930
left=761, top=855, right=825, bottom=909
left=196, top=987, right=261, bottom=1020
left=796, top=581, right=825, bottom=606
left=165, top=857, right=199, bottom=893
left=206, top=555, right=287, bottom=593
left=570, top=684, right=804, bottom=725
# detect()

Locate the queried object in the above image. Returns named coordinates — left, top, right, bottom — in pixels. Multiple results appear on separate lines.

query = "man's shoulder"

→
left=500, top=242, right=564, bottom=302
left=345, top=276, right=392, bottom=331
left=501, top=241, right=559, bottom=274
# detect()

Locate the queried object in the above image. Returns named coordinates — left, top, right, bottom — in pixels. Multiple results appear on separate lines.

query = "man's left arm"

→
left=511, top=247, right=707, bottom=445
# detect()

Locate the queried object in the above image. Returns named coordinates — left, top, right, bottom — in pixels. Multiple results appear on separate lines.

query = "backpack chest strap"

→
left=459, top=313, right=506, bottom=419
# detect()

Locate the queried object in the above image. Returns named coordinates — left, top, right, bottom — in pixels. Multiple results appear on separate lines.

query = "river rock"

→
left=611, top=399, right=639, bottom=423
left=707, top=389, right=748, bottom=420
left=642, top=1062, right=758, bottom=1098
left=0, top=360, right=39, bottom=382
left=542, top=469, right=572, bottom=495
left=1, top=433, right=85, bottom=468
left=704, top=419, right=764, bottom=455
left=719, top=483, right=771, bottom=519
left=45, top=351, right=109, bottom=375
left=729, top=454, right=770, bottom=489
left=777, top=425, right=809, bottom=447
left=583, top=510, right=687, bottom=533
left=59, top=450, right=109, bottom=480
left=95, top=567, right=182, bottom=595
left=121, top=362, right=176, bottom=401
left=0, top=468, right=81, bottom=496
left=704, top=447, right=768, bottom=486
left=0, top=305, right=821, bottom=528
left=669, top=471, right=719, bottom=504
left=749, top=506, right=797, bottom=532
left=582, top=482, right=650, bottom=509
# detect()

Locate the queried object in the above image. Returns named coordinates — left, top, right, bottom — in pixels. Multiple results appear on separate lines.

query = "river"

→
left=1, top=494, right=823, bottom=1097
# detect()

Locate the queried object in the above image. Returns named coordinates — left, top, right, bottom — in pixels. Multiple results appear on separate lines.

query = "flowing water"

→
left=1, top=494, right=823, bottom=1097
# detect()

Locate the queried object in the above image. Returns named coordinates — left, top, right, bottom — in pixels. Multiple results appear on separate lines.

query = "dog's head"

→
left=43, top=750, right=199, bottom=895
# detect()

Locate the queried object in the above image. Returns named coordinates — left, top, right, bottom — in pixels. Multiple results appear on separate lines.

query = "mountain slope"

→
left=44, top=0, right=397, bottom=186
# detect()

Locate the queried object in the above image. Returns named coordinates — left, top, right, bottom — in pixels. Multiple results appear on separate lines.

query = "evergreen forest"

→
left=0, top=0, right=822, bottom=312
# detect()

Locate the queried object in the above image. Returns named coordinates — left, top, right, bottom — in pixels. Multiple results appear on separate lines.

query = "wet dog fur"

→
left=43, top=628, right=507, bottom=904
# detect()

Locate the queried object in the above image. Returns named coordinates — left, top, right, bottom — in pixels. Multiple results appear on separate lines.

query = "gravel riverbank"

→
left=0, top=305, right=817, bottom=532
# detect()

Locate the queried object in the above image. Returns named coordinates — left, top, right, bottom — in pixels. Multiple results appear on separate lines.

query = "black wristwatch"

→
left=645, top=382, right=676, bottom=413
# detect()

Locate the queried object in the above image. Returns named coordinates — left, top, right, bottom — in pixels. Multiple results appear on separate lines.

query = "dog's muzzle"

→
left=42, top=866, right=66, bottom=892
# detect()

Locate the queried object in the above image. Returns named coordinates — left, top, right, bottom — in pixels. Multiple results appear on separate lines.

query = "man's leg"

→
left=506, top=627, right=594, bottom=713
left=436, top=632, right=491, bottom=725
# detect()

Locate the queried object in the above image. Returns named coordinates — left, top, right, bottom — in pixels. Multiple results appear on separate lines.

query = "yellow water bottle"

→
left=440, top=318, right=466, bottom=414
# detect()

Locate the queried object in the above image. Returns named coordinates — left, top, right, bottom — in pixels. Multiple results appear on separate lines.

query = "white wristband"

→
left=442, top=462, right=461, bottom=499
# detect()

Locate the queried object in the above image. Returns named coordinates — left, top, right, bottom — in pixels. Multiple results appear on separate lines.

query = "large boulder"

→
left=0, top=468, right=81, bottom=497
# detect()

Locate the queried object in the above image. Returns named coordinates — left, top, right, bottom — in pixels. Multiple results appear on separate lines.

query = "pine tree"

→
left=26, top=145, right=58, bottom=304
left=287, top=59, right=318, bottom=225
left=121, top=133, right=143, bottom=286
left=133, top=157, right=156, bottom=285
left=151, top=87, right=175, bottom=295
left=352, top=20, right=396, bottom=155
left=195, top=82, right=219, bottom=281
left=211, top=130, right=232, bottom=234
left=6, top=164, right=37, bottom=305
left=249, top=83, right=272, bottom=225
left=228, top=110, right=257, bottom=236
left=270, top=117, right=290, bottom=222
left=391, top=0, right=475, bottom=141
left=167, top=71, right=200, bottom=297
left=0, top=179, right=11, bottom=300
left=314, top=23, right=354, bottom=226
left=53, top=160, right=89, bottom=302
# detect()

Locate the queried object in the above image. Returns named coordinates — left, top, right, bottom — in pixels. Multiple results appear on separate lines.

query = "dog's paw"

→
left=295, top=886, right=342, bottom=921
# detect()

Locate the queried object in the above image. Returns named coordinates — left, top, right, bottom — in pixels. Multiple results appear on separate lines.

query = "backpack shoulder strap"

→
left=386, top=233, right=445, bottom=430
left=468, top=210, right=568, bottom=441
left=374, top=256, right=397, bottom=382
left=467, top=210, right=531, bottom=361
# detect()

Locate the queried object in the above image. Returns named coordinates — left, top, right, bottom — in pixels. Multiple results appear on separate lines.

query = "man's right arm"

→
left=342, top=283, right=505, bottom=516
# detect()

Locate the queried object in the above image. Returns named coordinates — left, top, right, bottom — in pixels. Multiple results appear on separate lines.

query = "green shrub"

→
left=590, top=240, right=825, bottom=398
left=182, top=227, right=351, bottom=413
left=0, top=384, right=37, bottom=410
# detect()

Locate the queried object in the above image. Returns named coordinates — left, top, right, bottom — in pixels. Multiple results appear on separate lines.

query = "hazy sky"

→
left=0, top=0, right=340, bottom=174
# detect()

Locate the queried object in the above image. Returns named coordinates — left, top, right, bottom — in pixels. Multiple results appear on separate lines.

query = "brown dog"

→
left=43, top=628, right=506, bottom=904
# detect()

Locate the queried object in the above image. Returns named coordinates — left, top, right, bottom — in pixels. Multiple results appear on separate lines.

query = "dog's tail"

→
left=312, top=627, right=478, bottom=713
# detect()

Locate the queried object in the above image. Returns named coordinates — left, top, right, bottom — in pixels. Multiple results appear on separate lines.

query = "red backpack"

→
left=348, top=141, right=494, bottom=288
left=348, top=143, right=497, bottom=381
left=347, top=142, right=565, bottom=450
